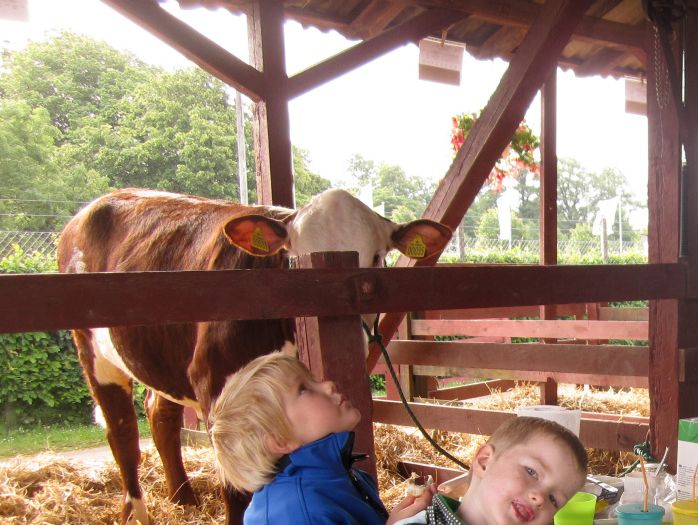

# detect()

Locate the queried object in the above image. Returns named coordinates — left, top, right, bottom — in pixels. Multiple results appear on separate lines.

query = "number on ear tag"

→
left=405, top=234, right=427, bottom=258
left=251, top=227, right=270, bottom=253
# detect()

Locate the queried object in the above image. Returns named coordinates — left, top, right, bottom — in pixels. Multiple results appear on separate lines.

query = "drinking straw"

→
left=639, top=455, right=648, bottom=512
left=655, top=446, right=669, bottom=478
left=692, top=462, right=698, bottom=502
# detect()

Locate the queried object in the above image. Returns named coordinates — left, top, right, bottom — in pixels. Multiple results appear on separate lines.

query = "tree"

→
left=0, top=32, right=154, bottom=140
left=342, top=153, right=434, bottom=222
left=0, top=100, right=72, bottom=230
left=294, top=146, right=331, bottom=207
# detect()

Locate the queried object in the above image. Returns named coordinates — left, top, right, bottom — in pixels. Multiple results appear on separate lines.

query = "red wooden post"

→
left=648, top=12, right=698, bottom=471
left=248, top=0, right=294, bottom=208
left=294, top=251, right=376, bottom=478
left=539, top=66, right=558, bottom=405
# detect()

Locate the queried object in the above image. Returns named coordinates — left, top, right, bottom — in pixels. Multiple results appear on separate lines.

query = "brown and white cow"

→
left=57, top=187, right=451, bottom=525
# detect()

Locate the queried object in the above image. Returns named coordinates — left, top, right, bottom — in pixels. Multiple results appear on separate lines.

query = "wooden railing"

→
left=370, top=303, right=652, bottom=451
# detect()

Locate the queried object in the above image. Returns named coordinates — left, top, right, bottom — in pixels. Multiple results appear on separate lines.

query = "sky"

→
left=1, top=0, right=649, bottom=226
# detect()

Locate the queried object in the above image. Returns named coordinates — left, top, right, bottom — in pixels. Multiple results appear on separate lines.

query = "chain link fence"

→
left=443, top=236, right=648, bottom=260
left=0, top=231, right=59, bottom=259
left=1, top=231, right=648, bottom=263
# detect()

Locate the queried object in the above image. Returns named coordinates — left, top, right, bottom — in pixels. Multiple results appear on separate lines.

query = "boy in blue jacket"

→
left=208, top=351, right=434, bottom=525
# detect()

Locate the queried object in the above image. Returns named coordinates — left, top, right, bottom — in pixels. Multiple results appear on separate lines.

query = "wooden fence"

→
left=370, top=303, right=651, bottom=453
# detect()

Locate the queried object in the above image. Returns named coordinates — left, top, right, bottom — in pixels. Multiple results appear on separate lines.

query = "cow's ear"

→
left=223, top=215, right=289, bottom=256
left=391, top=219, right=452, bottom=260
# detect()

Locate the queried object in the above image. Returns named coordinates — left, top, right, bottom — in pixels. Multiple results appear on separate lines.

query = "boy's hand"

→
left=386, top=483, right=436, bottom=525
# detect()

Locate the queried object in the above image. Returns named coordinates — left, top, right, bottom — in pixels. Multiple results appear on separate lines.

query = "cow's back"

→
left=57, top=188, right=294, bottom=404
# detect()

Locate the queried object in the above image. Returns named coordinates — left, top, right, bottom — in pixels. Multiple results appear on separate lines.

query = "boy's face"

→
left=466, top=433, right=583, bottom=525
left=280, top=374, right=361, bottom=449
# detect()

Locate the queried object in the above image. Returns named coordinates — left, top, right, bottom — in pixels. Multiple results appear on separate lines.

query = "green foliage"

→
left=0, top=244, right=57, bottom=273
left=369, top=374, right=386, bottom=396
left=0, top=420, right=151, bottom=458
left=294, top=146, right=331, bottom=206
left=0, top=31, right=333, bottom=226
left=341, top=153, right=434, bottom=222
left=0, top=330, right=91, bottom=427
left=0, top=247, right=91, bottom=428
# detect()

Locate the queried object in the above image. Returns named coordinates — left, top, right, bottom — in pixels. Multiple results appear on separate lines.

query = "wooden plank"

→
left=423, top=304, right=583, bottom=319
left=101, top=0, right=263, bottom=101
left=287, top=9, right=463, bottom=99
left=397, top=461, right=464, bottom=485
left=373, top=0, right=596, bottom=367
left=294, top=251, right=376, bottom=477
left=346, top=0, right=407, bottom=40
left=372, top=400, right=648, bottom=451
left=598, top=307, right=649, bottom=322
left=429, top=379, right=516, bottom=401
left=539, top=66, right=558, bottom=408
left=385, top=340, right=649, bottom=378
left=248, top=0, right=294, bottom=207
left=412, top=0, right=646, bottom=50
left=410, top=319, right=648, bottom=340
left=0, top=263, right=685, bottom=334
left=410, top=365, right=647, bottom=389
left=647, top=15, right=683, bottom=471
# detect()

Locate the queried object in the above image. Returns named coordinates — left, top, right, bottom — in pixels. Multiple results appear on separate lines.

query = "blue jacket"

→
left=244, top=431, right=388, bottom=524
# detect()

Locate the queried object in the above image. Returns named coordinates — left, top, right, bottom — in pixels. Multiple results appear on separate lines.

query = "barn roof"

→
left=173, top=0, right=649, bottom=80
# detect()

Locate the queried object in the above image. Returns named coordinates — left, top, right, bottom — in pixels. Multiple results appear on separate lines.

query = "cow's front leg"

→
left=222, top=484, right=251, bottom=525
left=145, top=391, right=198, bottom=506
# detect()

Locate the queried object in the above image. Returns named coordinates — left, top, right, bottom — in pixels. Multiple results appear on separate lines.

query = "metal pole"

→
left=235, top=90, right=248, bottom=205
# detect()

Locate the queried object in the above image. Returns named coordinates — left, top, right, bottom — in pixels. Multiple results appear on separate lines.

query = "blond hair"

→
left=208, top=352, right=313, bottom=492
left=488, top=416, right=588, bottom=480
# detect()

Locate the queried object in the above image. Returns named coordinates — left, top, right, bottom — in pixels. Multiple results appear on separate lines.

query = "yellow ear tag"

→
left=251, top=226, right=270, bottom=253
left=405, top=234, right=427, bottom=258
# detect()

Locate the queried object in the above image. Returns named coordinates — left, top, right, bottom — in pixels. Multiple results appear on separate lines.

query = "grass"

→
left=0, top=420, right=151, bottom=459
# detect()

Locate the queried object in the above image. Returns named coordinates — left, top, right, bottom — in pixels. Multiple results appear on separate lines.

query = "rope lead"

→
left=363, top=318, right=468, bottom=471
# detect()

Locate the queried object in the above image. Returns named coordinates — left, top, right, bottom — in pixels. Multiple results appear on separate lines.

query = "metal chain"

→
left=653, top=24, right=670, bottom=110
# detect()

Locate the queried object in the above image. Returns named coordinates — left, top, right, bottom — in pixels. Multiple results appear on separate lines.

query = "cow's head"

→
left=223, top=188, right=451, bottom=267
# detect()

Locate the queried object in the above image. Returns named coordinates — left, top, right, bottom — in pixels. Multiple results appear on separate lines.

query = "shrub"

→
left=0, top=246, right=92, bottom=428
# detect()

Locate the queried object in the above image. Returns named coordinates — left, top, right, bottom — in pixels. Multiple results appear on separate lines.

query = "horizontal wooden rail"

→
left=0, top=262, right=685, bottom=333
left=429, top=379, right=516, bottom=400
left=410, top=319, right=648, bottom=340
left=421, top=304, right=586, bottom=320
left=410, top=365, right=647, bottom=388
left=385, top=341, right=649, bottom=377
left=598, top=307, right=649, bottom=321
left=373, top=400, right=649, bottom=451
left=383, top=340, right=650, bottom=388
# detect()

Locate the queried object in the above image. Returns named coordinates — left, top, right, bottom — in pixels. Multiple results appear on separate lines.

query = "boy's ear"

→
left=472, top=443, right=495, bottom=479
left=266, top=436, right=297, bottom=455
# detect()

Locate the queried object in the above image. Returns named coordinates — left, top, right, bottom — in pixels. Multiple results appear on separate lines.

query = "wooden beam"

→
left=372, top=0, right=595, bottom=369
left=0, top=263, right=685, bottom=334
left=647, top=16, right=686, bottom=472
left=411, top=365, right=646, bottom=388
left=100, top=0, right=263, bottom=101
left=410, top=319, right=648, bottom=340
left=294, top=251, right=376, bottom=477
left=429, top=379, right=516, bottom=401
left=373, top=400, right=649, bottom=451
left=287, top=9, right=463, bottom=99
left=384, top=340, right=650, bottom=378
left=410, top=0, right=646, bottom=50
left=248, top=0, right=294, bottom=207
left=346, top=0, right=407, bottom=40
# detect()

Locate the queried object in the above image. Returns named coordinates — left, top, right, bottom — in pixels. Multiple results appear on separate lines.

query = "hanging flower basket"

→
left=451, top=112, right=540, bottom=192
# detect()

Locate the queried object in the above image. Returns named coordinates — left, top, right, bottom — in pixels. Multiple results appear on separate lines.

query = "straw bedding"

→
left=0, top=383, right=648, bottom=523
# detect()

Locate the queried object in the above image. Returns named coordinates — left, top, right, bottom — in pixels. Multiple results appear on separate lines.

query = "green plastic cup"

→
left=616, top=502, right=665, bottom=525
left=555, top=492, right=597, bottom=525
left=673, top=500, right=698, bottom=525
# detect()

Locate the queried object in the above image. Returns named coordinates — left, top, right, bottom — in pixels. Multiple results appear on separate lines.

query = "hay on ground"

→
left=0, top=383, right=649, bottom=522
